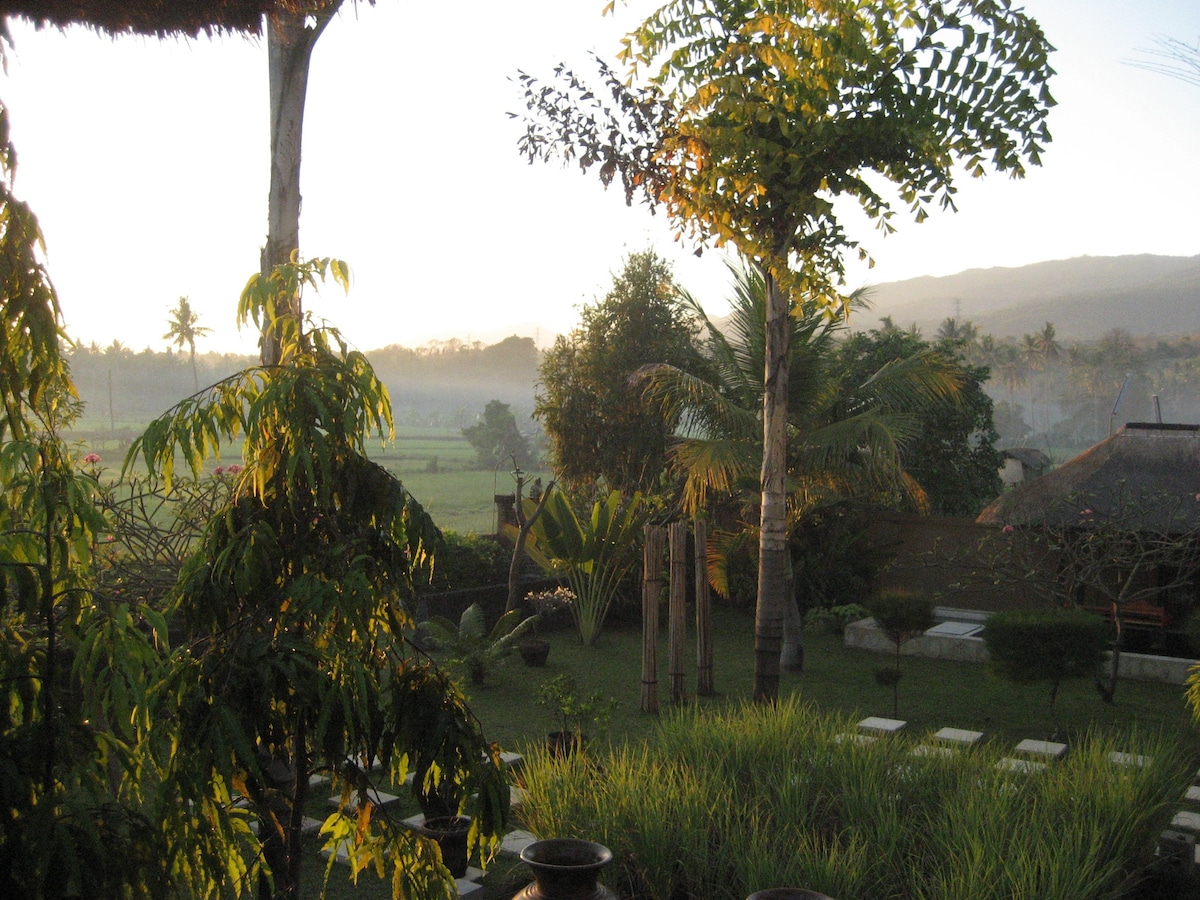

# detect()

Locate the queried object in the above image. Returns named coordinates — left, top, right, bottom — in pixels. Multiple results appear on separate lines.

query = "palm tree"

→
left=639, top=262, right=962, bottom=668
left=163, top=296, right=211, bottom=390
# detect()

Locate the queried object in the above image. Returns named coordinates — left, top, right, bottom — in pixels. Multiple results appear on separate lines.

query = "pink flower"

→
left=226, top=464, right=242, bottom=475
left=1080, top=509, right=1093, bottom=516
left=105, top=535, right=115, bottom=542
left=1194, top=493, right=1200, bottom=502
left=1002, top=524, right=1015, bottom=534
left=214, top=466, right=224, bottom=476
left=83, top=453, right=101, bottom=464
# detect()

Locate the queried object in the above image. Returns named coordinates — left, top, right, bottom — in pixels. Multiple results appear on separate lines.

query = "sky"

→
left=2, top=0, right=1198, bottom=356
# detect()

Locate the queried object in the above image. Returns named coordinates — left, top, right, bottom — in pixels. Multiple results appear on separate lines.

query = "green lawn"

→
left=459, top=602, right=1197, bottom=753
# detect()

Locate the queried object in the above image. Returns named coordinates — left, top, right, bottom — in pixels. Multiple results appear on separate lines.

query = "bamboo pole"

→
left=694, top=519, right=714, bottom=696
left=641, top=524, right=666, bottom=714
left=668, top=521, right=688, bottom=705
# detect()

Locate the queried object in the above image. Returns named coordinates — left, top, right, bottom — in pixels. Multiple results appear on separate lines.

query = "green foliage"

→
left=833, top=328, right=1003, bottom=517
left=423, top=603, right=540, bottom=685
left=805, top=603, right=871, bottom=636
left=985, top=607, right=1110, bottom=735
left=462, top=399, right=531, bottom=469
left=533, top=674, right=616, bottom=737
left=125, top=257, right=508, bottom=898
left=535, top=250, right=699, bottom=494
left=517, top=698, right=1189, bottom=900
left=520, top=489, right=648, bottom=646
left=429, top=531, right=509, bottom=593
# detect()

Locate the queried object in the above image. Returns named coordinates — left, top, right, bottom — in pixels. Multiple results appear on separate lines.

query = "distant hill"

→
left=855, top=254, right=1200, bottom=340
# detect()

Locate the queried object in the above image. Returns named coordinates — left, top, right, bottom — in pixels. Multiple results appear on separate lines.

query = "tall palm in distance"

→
left=163, top=296, right=212, bottom=391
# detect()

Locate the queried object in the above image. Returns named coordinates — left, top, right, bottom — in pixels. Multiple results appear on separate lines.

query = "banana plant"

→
left=423, top=602, right=540, bottom=684
left=518, top=489, right=648, bottom=646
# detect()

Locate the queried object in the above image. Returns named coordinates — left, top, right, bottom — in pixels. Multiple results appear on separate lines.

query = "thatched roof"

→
left=0, top=1, right=314, bottom=38
left=977, top=423, right=1200, bottom=531
left=1000, top=447, right=1053, bottom=470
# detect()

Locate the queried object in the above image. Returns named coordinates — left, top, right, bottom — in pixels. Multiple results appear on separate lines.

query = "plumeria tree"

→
left=518, top=0, right=1055, bottom=700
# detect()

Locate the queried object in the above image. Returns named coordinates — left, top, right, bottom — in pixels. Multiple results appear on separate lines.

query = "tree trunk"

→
left=506, top=477, right=555, bottom=613
left=753, top=267, right=790, bottom=703
left=260, top=4, right=340, bottom=366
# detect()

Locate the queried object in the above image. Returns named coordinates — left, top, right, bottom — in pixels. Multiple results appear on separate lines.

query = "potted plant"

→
left=535, top=674, right=616, bottom=756
left=422, top=602, right=540, bottom=685
left=518, top=587, right=577, bottom=666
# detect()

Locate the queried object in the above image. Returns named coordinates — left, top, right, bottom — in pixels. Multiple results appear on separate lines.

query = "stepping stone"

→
left=309, top=774, right=330, bottom=788
left=456, top=875, right=486, bottom=900
left=911, top=744, right=955, bottom=758
left=1015, top=739, right=1067, bottom=760
left=1110, top=751, right=1151, bottom=768
left=301, top=816, right=324, bottom=836
left=330, top=790, right=402, bottom=813
left=1171, top=810, right=1200, bottom=835
left=925, top=621, right=984, bottom=637
left=510, top=786, right=529, bottom=808
left=500, top=830, right=538, bottom=860
left=935, top=727, right=983, bottom=747
left=858, top=716, right=906, bottom=735
left=997, top=757, right=1046, bottom=774
left=499, top=751, right=523, bottom=769
left=1185, top=786, right=1200, bottom=804
left=834, top=732, right=876, bottom=745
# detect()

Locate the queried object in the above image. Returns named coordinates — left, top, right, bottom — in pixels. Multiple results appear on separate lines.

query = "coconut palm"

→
left=163, top=296, right=212, bottom=390
left=641, top=263, right=962, bottom=518
left=639, top=262, right=962, bottom=667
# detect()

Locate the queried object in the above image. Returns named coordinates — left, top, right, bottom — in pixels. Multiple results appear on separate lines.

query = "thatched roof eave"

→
left=977, top=424, right=1200, bottom=532
left=0, top=1, right=317, bottom=39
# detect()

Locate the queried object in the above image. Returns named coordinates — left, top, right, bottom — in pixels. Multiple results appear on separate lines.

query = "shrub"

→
left=430, top=531, right=509, bottom=592
left=984, top=607, right=1110, bottom=738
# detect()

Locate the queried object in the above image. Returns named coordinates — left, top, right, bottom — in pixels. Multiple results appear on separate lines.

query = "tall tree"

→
left=641, top=263, right=960, bottom=665
left=518, top=0, right=1055, bottom=700
left=163, top=295, right=212, bottom=390
left=536, top=250, right=699, bottom=494
left=463, top=399, right=531, bottom=469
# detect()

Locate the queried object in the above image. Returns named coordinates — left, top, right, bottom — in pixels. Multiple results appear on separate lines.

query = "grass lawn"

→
left=461, top=602, right=1198, bottom=753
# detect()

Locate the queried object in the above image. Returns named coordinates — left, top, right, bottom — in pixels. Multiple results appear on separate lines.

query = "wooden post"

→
left=694, top=519, right=714, bottom=696
left=641, top=524, right=666, bottom=714
left=668, top=521, right=688, bottom=705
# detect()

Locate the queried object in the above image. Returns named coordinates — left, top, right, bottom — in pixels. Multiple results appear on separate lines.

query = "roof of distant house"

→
left=977, top=423, right=1200, bottom=531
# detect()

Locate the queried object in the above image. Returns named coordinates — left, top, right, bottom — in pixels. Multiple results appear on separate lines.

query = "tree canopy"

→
left=536, top=249, right=699, bottom=494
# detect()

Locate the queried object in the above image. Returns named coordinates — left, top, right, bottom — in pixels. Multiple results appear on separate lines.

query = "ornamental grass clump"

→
left=516, top=697, right=1192, bottom=900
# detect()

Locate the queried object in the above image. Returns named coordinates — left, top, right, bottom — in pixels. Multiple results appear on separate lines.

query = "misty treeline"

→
left=929, top=320, right=1200, bottom=452
left=62, top=334, right=540, bottom=433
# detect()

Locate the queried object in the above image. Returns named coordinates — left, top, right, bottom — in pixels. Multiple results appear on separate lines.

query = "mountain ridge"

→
left=853, top=253, right=1200, bottom=340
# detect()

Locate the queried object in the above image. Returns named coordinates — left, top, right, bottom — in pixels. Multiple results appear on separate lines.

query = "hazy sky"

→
left=3, top=0, right=1198, bottom=355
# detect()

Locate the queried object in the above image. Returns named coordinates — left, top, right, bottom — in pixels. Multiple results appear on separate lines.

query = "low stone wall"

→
left=844, top=614, right=1199, bottom=685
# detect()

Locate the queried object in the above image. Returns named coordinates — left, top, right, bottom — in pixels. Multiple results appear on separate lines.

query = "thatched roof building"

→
left=0, top=1, right=312, bottom=38
left=977, top=423, right=1200, bottom=531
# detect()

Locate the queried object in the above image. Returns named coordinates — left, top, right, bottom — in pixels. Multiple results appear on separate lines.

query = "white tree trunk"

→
left=260, top=5, right=340, bottom=366
left=754, top=266, right=790, bottom=702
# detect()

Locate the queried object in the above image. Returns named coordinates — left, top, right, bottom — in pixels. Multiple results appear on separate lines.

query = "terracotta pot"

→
left=418, top=815, right=471, bottom=878
left=746, top=890, right=835, bottom=900
left=520, top=639, right=551, bottom=667
left=514, top=838, right=616, bottom=900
